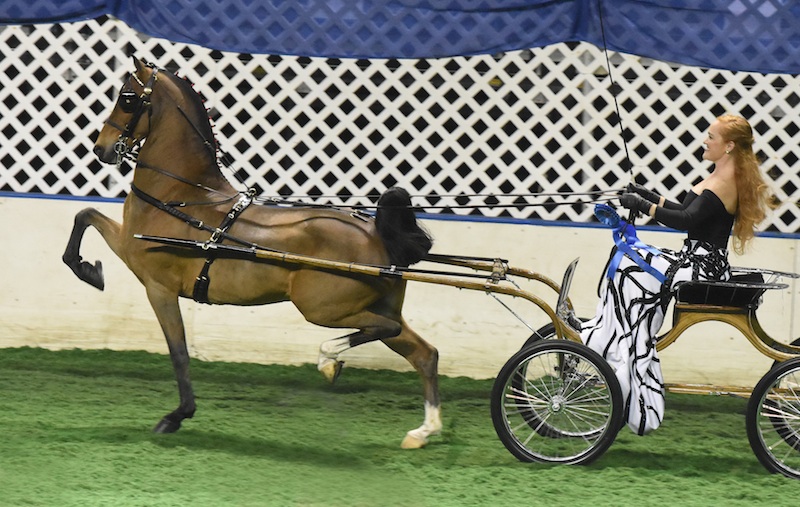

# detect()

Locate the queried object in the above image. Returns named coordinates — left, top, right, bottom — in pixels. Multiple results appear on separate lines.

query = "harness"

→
left=191, top=191, right=255, bottom=303
left=130, top=184, right=256, bottom=303
left=111, top=63, right=628, bottom=304
left=111, top=64, right=261, bottom=304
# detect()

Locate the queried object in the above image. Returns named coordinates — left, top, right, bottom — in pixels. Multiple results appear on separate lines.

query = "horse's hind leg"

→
left=317, top=336, right=348, bottom=383
left=316, top=317, right=441, bottom=448
left=62, top=208, right=122, bottom=290
left=383, top=320, right=441, bottom=449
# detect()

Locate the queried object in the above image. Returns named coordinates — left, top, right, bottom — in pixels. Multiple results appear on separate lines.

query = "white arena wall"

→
left=2, top=193, right=799, bottom=388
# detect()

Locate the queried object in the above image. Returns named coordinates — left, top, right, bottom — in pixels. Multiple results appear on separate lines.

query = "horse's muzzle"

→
left=93, top=143, right=116, bottom=164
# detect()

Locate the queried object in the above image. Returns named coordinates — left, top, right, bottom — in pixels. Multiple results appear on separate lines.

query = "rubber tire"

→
left=491, top=339, right=624, bottom=465
left=746, top=357, right=800, bottom=479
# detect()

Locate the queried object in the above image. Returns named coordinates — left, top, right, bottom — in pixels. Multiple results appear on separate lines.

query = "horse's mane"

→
left=162, top=70, right=218, bottom=156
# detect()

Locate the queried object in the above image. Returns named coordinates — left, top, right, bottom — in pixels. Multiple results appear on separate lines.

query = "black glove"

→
left=620, top=193, right=652, bottom=215
left=627, top=182, right=660, bottom=204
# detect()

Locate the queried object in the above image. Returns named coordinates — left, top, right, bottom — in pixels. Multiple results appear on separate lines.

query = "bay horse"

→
left=62, top=57, right=441, bottom=449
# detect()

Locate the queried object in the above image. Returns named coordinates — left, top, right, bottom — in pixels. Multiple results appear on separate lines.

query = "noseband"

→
left=107, top=65, right=160, bottom=169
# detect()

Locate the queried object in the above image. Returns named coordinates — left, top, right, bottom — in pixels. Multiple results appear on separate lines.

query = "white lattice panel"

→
left=1, top=16, right=799, bottom=231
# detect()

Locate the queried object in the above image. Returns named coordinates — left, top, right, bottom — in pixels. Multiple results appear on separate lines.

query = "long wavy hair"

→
left=718, top=114, right=774, bottom=254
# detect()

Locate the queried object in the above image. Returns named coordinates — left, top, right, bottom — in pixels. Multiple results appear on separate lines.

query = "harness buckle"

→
left=210, top=228, right=225, bottom=243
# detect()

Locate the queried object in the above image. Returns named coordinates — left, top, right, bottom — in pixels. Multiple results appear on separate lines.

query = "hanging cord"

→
left=597, top=0, right=633, bottom=176
left=597, top=0, right=638, bottom=222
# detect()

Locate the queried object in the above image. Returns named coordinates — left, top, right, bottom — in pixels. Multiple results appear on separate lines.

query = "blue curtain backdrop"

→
left=2, top=1, right=799, bottom=74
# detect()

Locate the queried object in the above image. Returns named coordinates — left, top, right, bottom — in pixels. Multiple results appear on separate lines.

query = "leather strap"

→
left=130, top=184, right=255, bottom=303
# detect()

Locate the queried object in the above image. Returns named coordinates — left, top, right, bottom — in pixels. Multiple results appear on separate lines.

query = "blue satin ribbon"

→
left=594, top=204, right=666, bottom=283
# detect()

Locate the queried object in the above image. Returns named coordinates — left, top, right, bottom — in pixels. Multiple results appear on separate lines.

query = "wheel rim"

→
left=499, top=345, right=616, bottom=462
left=754, top=368, right=800, bottom=476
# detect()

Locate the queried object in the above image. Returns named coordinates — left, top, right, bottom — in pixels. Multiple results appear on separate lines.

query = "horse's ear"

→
left=133, top=56, right=145, bottom=73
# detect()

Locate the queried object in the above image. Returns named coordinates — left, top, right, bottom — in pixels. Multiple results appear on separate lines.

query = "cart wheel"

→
left=746, top=357, right=800, bottom=479
left=491, top=339, right=623, bottom=464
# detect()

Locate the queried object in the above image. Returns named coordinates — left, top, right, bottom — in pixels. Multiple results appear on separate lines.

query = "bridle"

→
left=106, top=64, right=160, bottom=170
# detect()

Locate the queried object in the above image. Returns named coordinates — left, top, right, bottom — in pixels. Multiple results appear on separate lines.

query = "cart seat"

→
left=675, top=272, right=768, bottom=308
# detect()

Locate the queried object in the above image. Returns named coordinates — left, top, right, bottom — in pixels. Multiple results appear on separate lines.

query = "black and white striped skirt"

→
left=580, top=238, right=730, bottom=435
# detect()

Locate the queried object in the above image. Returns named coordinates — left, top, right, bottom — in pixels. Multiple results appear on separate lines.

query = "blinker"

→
left=118, top=90, right=139, bottom=114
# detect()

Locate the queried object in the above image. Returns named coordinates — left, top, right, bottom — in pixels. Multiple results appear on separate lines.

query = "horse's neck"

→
left=135, top=112, right=236, bottom=196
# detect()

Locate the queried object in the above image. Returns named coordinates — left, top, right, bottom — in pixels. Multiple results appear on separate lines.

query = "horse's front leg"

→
left=146, top=285, right=196, bottom=433
left=62, top=207, right=122, bottom=290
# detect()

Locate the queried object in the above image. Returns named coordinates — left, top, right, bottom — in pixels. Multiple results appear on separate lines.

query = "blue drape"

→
left=2, top=1, right=799, bottom=74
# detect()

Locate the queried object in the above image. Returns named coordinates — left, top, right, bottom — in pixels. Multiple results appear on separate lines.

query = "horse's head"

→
left=94, top=57, right=160, bottom=164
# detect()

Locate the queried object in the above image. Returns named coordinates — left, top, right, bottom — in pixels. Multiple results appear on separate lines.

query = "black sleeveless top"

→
left=653, top=190, right=735, bottom=250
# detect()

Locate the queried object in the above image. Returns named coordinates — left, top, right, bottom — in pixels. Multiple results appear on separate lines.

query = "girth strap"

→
left=192, top=192, right=254, bottom=303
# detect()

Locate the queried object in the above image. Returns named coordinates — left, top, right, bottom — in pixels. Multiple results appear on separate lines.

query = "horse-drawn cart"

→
left=490, top=260, right=800, bottom=479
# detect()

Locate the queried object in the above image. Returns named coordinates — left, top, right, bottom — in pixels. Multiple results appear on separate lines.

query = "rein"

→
left=136, top=160, right=236, bottom=202
left=116, top=64, right=624, bottom=215
left=256, top=191, right=620, bottom=211
left=118, top=61, right=631, bottom=303
left=175, top=105, right=217, bottom=158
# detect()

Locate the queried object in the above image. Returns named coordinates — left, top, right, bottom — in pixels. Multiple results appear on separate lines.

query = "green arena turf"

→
left=0, top=347, right=795, bottom=507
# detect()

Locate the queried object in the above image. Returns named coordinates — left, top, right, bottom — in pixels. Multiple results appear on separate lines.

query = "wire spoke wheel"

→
left=491, top=339, right=623, bottom=465
left=746, top=358, right=800, bottom=479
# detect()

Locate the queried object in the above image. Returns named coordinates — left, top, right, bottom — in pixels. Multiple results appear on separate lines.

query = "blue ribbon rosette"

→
left=594, top=203, right=666, bottom=283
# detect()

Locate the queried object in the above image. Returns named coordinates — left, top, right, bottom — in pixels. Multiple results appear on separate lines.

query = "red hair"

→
left=718, top=115, right=774, bottom=254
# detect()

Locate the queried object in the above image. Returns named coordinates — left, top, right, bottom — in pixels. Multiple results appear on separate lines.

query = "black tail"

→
left=376, top=187, right=433, bottom=267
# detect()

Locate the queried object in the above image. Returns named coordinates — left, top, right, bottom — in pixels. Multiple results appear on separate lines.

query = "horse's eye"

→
left=118, top=91, right=139, bottom=114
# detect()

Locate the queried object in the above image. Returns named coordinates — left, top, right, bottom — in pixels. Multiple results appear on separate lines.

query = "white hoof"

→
left=400, top=430, right=428, bottom=449
left=318, top=358, right=343, bottom=384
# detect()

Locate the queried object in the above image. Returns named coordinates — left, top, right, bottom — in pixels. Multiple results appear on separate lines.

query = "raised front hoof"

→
left=318, top=359, right=344, bottom=384
left=65, top=257, right=105, bottom=291
left=153, top=417, right=182, bottom=434
left=400, top=432, right=428, bottom=449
